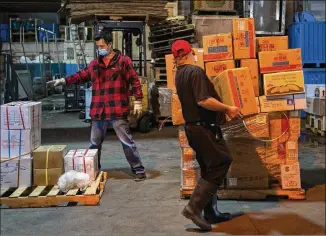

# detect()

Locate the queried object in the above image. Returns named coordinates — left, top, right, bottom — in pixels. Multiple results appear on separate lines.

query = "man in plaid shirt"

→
left=48, top=31, right=146, bottom=181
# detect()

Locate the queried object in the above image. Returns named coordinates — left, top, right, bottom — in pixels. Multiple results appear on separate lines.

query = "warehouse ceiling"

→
left=0, top=0, right=62, bottom=13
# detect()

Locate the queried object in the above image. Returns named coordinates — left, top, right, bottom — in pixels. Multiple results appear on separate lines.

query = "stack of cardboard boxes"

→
left=0, top=102, right=42, bottom=188
left=304, top=84, right=325, bottom=134
left=0, top=102, right=99, bottom=189
left=166, top=17, right=307, bottom=192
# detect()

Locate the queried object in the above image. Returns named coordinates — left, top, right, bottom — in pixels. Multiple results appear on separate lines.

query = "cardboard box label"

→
left=259, top=49, right=302, bottom=74
left=233, top=18, right=256, bottom=59
left=203, top=34, right=233, bottom=61
left=315, top=86, right=326, bottom=99
left=259, top=95, right=295, bottom=113
left=240, top=59, right=259, bottom=96
left=205, top=60, right=235, bottom=80
left=264, top=71, right=305, bottom=96
left=257, top=36, right=288, bottom=52
left=281, top=164, right=301, bottom=189
left=0, top=156, right=32, bottom=188
left=1, top=101, right=42, bottom=130
left=228, top=177, right=237, bottom=187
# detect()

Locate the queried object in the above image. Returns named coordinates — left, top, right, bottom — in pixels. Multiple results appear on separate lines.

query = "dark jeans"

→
left=89, top=119, right=145, bottom=174
left=185, top=125, right=233, bottom=186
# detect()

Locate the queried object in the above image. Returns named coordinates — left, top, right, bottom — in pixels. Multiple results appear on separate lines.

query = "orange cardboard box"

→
left=263, top=70, right=305, bottom=96
left=240, top=59, right=259, bottom=96
left=212, top=68, right=258, bottom=116
left=205, top=60, right=235, bottom=80
left=233, top=18, right=256, bottom=59
left=203, top=33, right=233, bottom=61
left=258, top=49, right=302, bottom=74
left=165, top=49, right=204, bottom=91
left=257, top=36, right=288, bottom=52
left=171, top=92, right=185, bottom=125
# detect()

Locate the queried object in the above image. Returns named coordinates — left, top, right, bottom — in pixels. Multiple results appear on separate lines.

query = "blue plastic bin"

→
left=0, top=24, right=9, bottom=42
left=303, top=68, right=326, bottom=84
left=288, top=14, right=326, bottom=66
left=38, top=24, right=60, bottom=41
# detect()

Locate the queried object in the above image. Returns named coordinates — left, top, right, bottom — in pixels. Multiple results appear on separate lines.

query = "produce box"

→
left=232, top=18, right=256, bottom=59
left=33, top=145, right=67, bottom=169
left=203, top=33, right=233, bottom=61
left=257, top=36, right=288, bottom=52
left=34, top=168, right=63, bottom=186
left=205, top=60, right=235, bottom=80
left=240, top=59, right=259, bottom=96
left=259, top=49, right=302, bottom=74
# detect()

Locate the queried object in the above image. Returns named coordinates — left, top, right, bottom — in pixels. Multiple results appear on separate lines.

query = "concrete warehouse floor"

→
left=1, top=111, right=326, bottom=236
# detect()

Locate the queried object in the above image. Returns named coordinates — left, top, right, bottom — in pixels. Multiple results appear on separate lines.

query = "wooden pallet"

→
left=0, top=171, right=108, bottom=209
left=180, top=187, right=306, bottom=200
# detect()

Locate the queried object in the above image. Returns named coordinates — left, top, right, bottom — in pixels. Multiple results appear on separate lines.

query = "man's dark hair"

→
left=93, top=30, right=113, bottom=45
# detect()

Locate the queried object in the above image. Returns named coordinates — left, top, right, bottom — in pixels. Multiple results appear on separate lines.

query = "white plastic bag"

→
left=57, top=170, right=92, bottom=193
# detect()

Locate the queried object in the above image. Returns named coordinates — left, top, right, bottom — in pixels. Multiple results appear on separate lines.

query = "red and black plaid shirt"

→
left=65, top=50, right=143, bottom=120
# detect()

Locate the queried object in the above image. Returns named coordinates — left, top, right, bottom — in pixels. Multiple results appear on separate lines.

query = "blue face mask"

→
left=98, top=48, right=109, bottom=56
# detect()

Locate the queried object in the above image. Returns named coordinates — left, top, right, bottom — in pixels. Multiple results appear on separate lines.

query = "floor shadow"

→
left=300, top=169, right=326, bottom=201
left=185, top=212, right=325, bottom=235
left=103, top=168, right=161, bottom=180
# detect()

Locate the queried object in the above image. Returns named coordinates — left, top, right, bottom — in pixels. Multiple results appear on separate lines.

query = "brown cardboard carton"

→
left=205, top=60, right=235, bottom=80
left=227, top=163, right=269, bottom=189
left=181, top=167, right=200, bottom=189
left=178, top=127, right=190, bottom=148
left=203, top=33, right=233, bottom=61
left=240, top=59, right=259, bottom=96
left=281, top=163, right=301, bottom=189
left=194, top=0, right=234, bottom=11
left=33, top=168, right=63, bottom=186
left=269, top=112, right=290, bottom=143
left=232, top=18, right=256, bottom=59
left=171, top=92, right=185, bottom=125
left=263, top=71, right=305, bottom=96
left=33, top=145, right=67, bottom=169
left=212, top=68, right=258, bottom=116
left=258, top=49, right=302, bottom=74
left=244, top=113, right=270, bottom=138
left=165, top=49, right=204, bottom=91
left=257, top=36, right=288, bottom=52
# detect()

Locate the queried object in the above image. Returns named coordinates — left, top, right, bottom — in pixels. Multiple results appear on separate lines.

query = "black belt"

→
left=185, top=121, right=223, bottom=141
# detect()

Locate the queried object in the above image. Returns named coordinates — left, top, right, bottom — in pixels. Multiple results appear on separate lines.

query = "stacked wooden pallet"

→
left=64, top=0, right=169, bottom=23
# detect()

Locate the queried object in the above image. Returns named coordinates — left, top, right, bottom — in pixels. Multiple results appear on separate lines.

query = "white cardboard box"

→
left=0, top=128, right=41, bottom=158
left=0, top=155, right=32, bottom=188
left=1, top=101, right=42, bottom=130
left=64, top=149, right=99, bottom=181
left=315, top=86, right=326, bottom=99
left=281, top=163, right=301, bottom=190
left=304, top=84, right=325, bottom=97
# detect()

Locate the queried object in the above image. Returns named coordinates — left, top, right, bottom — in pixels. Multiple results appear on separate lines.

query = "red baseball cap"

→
left=171, top=40, right=193, bottom=58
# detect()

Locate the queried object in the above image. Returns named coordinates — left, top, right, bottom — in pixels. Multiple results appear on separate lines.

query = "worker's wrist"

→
left=224, top=105, right=230, bottom=113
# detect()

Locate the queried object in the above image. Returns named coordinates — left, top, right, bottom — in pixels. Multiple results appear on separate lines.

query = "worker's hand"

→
left=226, top=106, right=243, bottom=120
left=133, top=100, right=143, bottom=118
left=46, top=78, right=66, bottom=87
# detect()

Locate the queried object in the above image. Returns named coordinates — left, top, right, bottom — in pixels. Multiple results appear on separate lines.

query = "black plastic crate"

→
left=65, top=89, right=77, bottom=100
left=77, top=99, right=85, bottom=109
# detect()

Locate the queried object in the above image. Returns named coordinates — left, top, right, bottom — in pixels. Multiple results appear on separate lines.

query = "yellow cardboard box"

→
left=212, top=68, right=258, bottom=116
left=205, top=60, right=235, bottom=80
left=240, top=59, right=259, bottom=97
left=203, top=33, right=233, bottom=61
left=259, top=49, right=302, bottom=74
left=263, top=70, right=305, bottom=96
left=257, top=36, right=288, bottom=52
left=165, top=49, right=204, bottom=91
left=194, top=0, right=234, bottom=11
left=171, top=92, right=185, bottom=125
left=232, top=18, right=256, bottom=59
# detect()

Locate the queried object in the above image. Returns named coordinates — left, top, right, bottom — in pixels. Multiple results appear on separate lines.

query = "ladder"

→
left=70, top=24, right=87, bottom=71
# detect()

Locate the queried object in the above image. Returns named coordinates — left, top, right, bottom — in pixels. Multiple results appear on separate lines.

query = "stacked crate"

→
left=0, top=102, right=42, bottom=188
left=167, top=17, right=308, bottom=196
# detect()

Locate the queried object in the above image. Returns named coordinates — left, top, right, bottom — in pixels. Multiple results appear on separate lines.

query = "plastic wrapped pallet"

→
left=180, top=147, right=200, bottom=190
left=158, top=87, right=172, bottom=117
left=178, top=126, right=190, bottom=148
left=222, top=111, right=301, bottom=189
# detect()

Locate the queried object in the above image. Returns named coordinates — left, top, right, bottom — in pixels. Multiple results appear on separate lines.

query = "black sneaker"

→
left=134, top=173, right=146, bottom=181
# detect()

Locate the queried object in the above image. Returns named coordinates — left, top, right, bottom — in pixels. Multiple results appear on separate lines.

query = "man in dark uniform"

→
left=172, top=40, right=243, bottom=231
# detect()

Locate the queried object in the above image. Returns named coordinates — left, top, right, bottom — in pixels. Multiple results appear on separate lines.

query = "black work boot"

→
left=204, top=193, right=232, bottom=224
left=182, top=178, right=218, bottom=231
